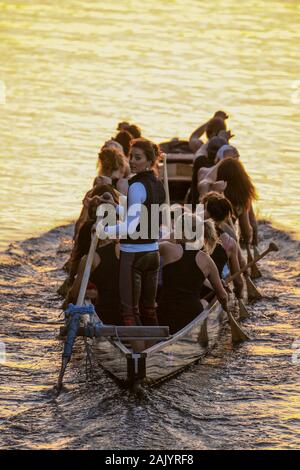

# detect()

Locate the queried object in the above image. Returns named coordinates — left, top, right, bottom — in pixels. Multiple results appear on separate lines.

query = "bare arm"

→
left=248, top=203, right=258, bottom=246
left=238, top=210, right=253, bottom=245
left=197, top=160, right=222, bottom=184
left=116, top=178, right=129, bottom=196
left=197, top=161, right=227, bottom=199
left=228, top=239, right=244, bottom=298
left=197, top=179, right=215, bottom=200
left=189, top=119, right=210, bottom=153
left=159, top=241, right=181, bottom=265
left=219, top=219, right=237, bottom=240
left=220, top=221, right=248, bottom=272
left=197, top=252, right=228, bottom=310
left=68, top=253, right=100, bottom=303
left=189, top=111, right=229, bottom=153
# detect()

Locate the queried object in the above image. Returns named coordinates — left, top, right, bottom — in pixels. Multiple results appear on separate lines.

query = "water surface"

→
left=1, top=0, right=300, bottom=250
left=0, top=222, right=299, bottom=449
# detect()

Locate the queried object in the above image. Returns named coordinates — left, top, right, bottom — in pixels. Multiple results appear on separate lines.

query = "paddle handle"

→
left=225, top=242, right=278, bottom=285
left=246, top=244, right=253, bottom=264
left=162, top=153, right=171, bottom=230
left=76, top=216, right=102, bottom=306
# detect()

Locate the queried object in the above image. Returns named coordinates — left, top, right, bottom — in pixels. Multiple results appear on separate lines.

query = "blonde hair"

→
left=173, top=211, right=204, bottom=250
left=203, top=219, right=218, bottom=254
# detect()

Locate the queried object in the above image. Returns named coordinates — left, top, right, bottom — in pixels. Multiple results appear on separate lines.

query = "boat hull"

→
left=92, top=300, right=224, bottom=387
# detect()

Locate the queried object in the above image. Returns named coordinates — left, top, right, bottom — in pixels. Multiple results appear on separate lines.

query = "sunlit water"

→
left=0, top=0, right=300, bottom=250
left=0, top=222, right=299, bottom=449
left=0, top=0, right=299, bottom=451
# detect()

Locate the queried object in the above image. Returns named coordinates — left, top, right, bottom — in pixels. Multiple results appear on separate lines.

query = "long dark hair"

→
left=114, top=130, right=132, bottom=157
left=130, top=138, right=161, bottom=168
left=217, top=158, right=257, bottom=211
left=201, top=192, right=233, bottom=222
left=206, top=117, right=226, bottom=139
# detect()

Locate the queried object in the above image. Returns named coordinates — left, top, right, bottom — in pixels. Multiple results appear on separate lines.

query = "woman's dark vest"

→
left=121, top=170, right=166, bottom=245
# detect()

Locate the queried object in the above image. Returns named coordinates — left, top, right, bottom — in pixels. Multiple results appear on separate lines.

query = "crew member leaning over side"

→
left=200, top=192, right=244, bottom=300
left=189, top=135, right=227, bottom=207
left=188, top=110, right=233, bottom=206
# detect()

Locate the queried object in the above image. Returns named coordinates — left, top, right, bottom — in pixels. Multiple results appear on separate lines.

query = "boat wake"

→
left=0, top=221, right=299, bottom=450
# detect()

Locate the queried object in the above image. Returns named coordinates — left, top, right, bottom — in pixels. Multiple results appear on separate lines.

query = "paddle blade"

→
left=250, top=263, right=262, bottom=279
left=238, top=299, right=250, bottom=319
left=269, top=242, right=279, bottom=252
left=245, top=277, right=262, bottom=302
left=227, top=310, right=250, bottom=343
left=55, top=357, right=69, bottom=397
left=247, top=245, right=262, bottom=279
left=198, top=318, right=209, bottom=347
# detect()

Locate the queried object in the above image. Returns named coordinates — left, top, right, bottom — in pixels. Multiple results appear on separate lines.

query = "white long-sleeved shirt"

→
left=104, top=182, right=158, bottom=253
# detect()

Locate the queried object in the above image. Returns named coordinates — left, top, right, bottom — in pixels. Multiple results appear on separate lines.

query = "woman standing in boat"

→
left=98, top=138, right=166, bottom=327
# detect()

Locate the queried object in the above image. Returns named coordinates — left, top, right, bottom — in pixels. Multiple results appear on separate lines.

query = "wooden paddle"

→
left=226, top=242, right=278, bottom=284
left=253, top=245, right=260, bottom=259
left=227, top=242, right=278, bottom=319
left=238, top=298, right=250, bottom=319
left=245, top=276, right=262, bottom=302
left=204, top=242, right=278, bottom=302
left=56, top=213, right=104, bottom=395
left=247, top=244, right=262, bottom=279
left=226, top=308, right=249, bottom=342
left=162, top=153, right=171, bottom=231
left=203, top=242, right=278, bottom=342
left=201, top=293, right=249, bottom=342
left=199, top=299, right=248, bottom=345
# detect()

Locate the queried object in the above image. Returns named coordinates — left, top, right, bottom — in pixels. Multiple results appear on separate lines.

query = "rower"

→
left=189, top=136, right=227, bottom=207
left=188, top=110, right=233, bottom=206
left=200, top=192, right=244, bottom=299
left=68, top=238, right=121, bottom=325
left=94, top=146, right=129, bottom=194
left=69, top=187, right=119, bottom=280
left=198, top=157, right=257, bottom=247
left=113, top=130, right=133, bottom=157
left=116, top=122, right=142, bottom=139
left=189, top=110, right=229, bottom=155
left=158, top=216, right=228, bottom=334
left=73, top=146, right=129, bottom=243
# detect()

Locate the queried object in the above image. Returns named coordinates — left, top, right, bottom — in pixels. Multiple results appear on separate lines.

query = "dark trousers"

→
left=119, top=250, right=160, bottom=325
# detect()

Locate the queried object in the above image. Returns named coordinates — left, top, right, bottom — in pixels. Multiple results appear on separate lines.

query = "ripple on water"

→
left=0, top=219, right=299, bottom=449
